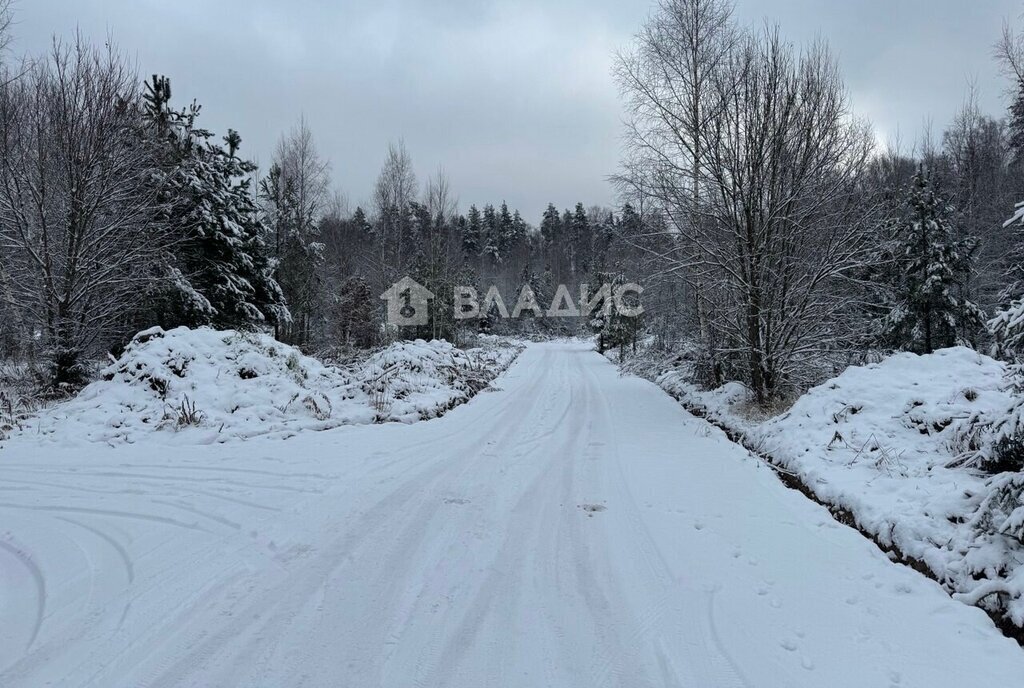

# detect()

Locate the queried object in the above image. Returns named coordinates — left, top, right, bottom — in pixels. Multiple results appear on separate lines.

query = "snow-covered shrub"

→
left=625, top=342, right=1024, bottom=628
left=979, top=200, right=1024, bottom=474
left=0, top=362, right=50, bottom=440
left=355, top=339, right=521, bottom=422
left=971, top=372, right=1024, bottom=474
left=3, top=327, right=523, bottom=446
left=758, top=347, right=1008, bottom=473
left=971, top=473, right=1024, bottom=545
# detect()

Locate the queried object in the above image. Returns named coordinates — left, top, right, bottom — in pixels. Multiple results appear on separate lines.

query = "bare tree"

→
left=274, top=116, right=330, bottom=225
left=373, top=139, right=418, bottom=277
left=0, top=0, right=11, bottom=57
left=0, top=36, right=162, bottom=387
left=617, top=5, right=877, bottom=402
left=614, top=0, right=738, bottom=371
left=996, top=21, right=1024, bottom=86
left=424, top=166, right=458, bottom=228
left=263, top=117, right=330, bottom=346
left=940, top=87, right=1015, bottom=323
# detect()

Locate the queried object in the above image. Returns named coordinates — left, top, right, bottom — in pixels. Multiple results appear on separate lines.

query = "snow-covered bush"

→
left=0, top=362, right=50, bottom=441
left=759, top=347, right=1008, bottom=470
left=623, top=341, right=1024, bottom=628
left=981, top=201, right=1024, bottom=474
left=3, top=327, right=523, bottom=446
left=357, top=339, right=493, bottom=422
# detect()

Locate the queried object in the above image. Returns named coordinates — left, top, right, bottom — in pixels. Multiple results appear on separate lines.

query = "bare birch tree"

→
left=373, top=139, right=418, bottom=279
left=263, top=117, right=330, bottom=346
left=424, top=166, right=458, bottom=228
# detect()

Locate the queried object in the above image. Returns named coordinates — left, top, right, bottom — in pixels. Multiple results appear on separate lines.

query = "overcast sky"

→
left=8, top=0, right=1024, bottom=221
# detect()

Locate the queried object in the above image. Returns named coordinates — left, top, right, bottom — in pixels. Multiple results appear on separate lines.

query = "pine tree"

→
left=351, top=206, right=371, bottom=237
left=463, top=204, right=483, bottom=257
left=881, top=169, right=983, bottom=354
left=482, top=204, right=500, bottom=267
left=619, top=203, right=640, bottom=236
left=561, top=208, right=574, bottom=273
left=498, top=201, right=514, bottom=254
left=979, top=201, right=1024, bottom=473
left=540, top=203, right=561, bottom=245
left=143, top=75, right=289, bottom=331
left=568, top=202, right=593, bottom=276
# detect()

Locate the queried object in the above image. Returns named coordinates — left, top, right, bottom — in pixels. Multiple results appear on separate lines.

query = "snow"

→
left=637, top=343, right=1024, bottom=631
left=1, top=341, right=1022, bottom=686
left=0, top=327, right=522, bottom=447
left=755, top=348, right=1018, bottom=611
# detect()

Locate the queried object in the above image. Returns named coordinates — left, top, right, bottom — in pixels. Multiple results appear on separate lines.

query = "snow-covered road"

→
left=1, top=341, right=1022, bottom=687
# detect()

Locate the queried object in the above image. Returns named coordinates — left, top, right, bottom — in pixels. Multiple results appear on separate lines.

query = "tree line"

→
left=9, top=0, right=1024, bottom=412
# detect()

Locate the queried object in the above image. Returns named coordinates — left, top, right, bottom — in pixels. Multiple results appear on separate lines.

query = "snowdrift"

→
left=634, top=344, right=1024, bottom=630
left=5, top=327, right=522, bottom=446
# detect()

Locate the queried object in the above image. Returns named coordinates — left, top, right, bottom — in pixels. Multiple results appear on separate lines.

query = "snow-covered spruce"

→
left=2, top=327, right=522, bottom=447
left=625, top=343, right=1024, bottom=630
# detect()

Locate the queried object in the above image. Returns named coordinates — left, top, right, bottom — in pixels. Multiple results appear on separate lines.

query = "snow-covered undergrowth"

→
left=624, top=343, right=1024, bottom=631
left=0, top=362, right=51, bottom=441
left=2, top=327, right=522, bottom=447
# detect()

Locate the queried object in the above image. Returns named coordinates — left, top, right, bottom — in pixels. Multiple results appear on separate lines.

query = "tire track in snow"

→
left=123, top=398, right=538, bottom=688
left=0, top=503, right=212, bottom=533
left=0, top=538, right=45, bottom=651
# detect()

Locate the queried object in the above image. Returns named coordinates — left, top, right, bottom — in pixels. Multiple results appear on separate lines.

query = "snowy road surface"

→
left=1, top=341, right=1023, bottom=687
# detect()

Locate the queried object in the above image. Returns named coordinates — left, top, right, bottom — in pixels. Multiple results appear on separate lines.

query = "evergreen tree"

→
left=571, top=202, right=592, bottom=275
left=498, top=201, right=514, bottom=254
left=334, top=275, right=377, bottom=348
left=260, top=162, right=321, bottom=344
left=881, top=169, right=984, bottom=354
left=143, top=75, right=289, bottom=331
left=979, top=201, right=1024, bottom=472
left=482, top=204, right=500, bottom=267
left=463, top=204, right=483, bottom=257
left=990, top=201, right=1024, bottom=355
left=561, top=208, right=574, bottom=273
left=351, top=206, right=371, bottom=237
left=540, top=203, right=561, bottom=245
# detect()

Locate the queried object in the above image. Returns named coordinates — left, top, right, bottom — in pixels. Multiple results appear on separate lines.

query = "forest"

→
left=1, top=0, right=1024, bottom=423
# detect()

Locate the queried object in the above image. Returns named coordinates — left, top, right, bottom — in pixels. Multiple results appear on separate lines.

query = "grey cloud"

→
left=9, top=0, right=1024, bottom=221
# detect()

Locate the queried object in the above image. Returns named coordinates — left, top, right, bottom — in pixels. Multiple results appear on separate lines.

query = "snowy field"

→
left=1, top=341, right=1022, bottom=687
